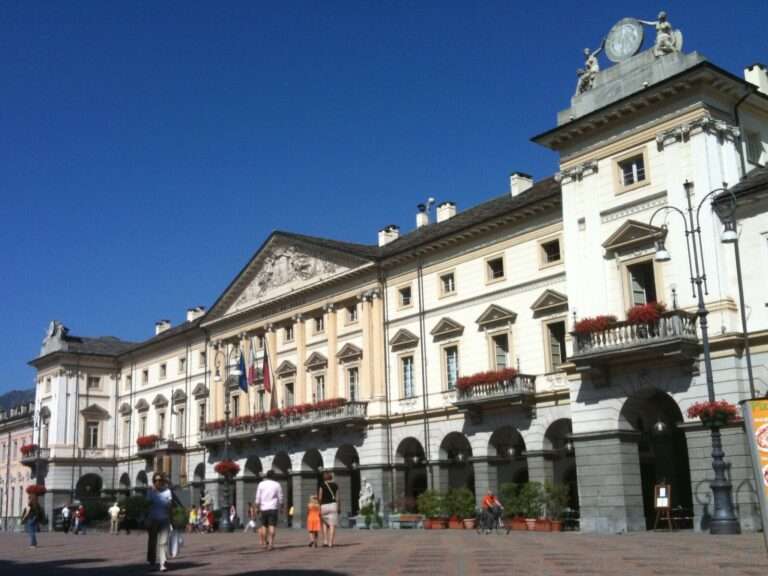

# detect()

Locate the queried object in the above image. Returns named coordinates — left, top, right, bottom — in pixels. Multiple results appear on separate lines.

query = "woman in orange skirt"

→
left=307, top=496, right=321, bottom=547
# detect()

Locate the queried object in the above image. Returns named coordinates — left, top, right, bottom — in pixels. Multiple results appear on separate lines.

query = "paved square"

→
left=0, top=529, right=765, bottom=575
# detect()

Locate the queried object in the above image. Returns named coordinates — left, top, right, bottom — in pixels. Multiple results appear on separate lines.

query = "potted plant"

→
left=544, top=481, right=570, bottom=532
left=416, top=490, right=444, bottom=529
left=517, top=482, right=543, bottom=531
left=453, top=488, right=476, bottom=529
left=214, top=459, right=241, bottom=477
left=443, top=490, right=463, bottom=529
left=686, top=400, right=739, bottom=428
left=500, top=483, right=526, bottom=530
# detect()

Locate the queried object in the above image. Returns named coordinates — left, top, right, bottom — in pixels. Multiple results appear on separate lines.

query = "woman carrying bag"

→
left=317, top=471, right=340, bottom=548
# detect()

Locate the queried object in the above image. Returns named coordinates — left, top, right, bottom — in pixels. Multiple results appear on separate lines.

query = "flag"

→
left=262, top=346, right=272, bottom=395
left=247, top=337, right=256, bottom=386
left=238, top=352, right=248, bottom=393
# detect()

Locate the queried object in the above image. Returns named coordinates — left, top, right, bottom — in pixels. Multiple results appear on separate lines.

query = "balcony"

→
left=136, top=437, right=184, bottom=459
left=570, top=310, right=699, bottom=380
left=20, top=447, right=50, bottom=468
left=200, top=400, right=368, bottom=445
left=452, top=373, right=536, bottom=415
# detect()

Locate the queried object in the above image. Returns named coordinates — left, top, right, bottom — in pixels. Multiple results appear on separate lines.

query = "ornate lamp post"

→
left=650, top=180, right=740, bottom=535
left=213, top=341, right=242, bottom=532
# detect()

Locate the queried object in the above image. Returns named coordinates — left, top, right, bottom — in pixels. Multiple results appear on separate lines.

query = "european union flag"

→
left=238, top=352, right=248, bottom=392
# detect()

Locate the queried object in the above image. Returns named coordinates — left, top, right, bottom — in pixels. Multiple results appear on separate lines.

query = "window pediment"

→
left=135, top=399, right=150, bottom=412
left=476, top=304, right=517, bottom=329
left=80, top=403, right=110, bottom=420
left=118, top=403, right=132, bottom=416
left=275, top=360, right=297, bottom=377
left=430, top=317, right=464, bottom=340
left=304, top=352, right=328, bottom=370
left=389, top=328, right=419, bottom=349
left=172, top=389, right=187, bottom=404
left=602, top=220, right=665, bottom=253
left=336, top=343, right=362, bottom=362
left=530, top=289, right=569, bottom=314
left=152, top=394, right=168, bottom=408
left=192, top=383, right=209, bottom=399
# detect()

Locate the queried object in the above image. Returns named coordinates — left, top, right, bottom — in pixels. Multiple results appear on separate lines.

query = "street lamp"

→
left=214, top=341, right=242, bottom=532
left=649, top=179, right=741, bottom=535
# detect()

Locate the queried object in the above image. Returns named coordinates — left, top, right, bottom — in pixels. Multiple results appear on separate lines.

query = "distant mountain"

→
left=0, top=389, right=35, bottom=411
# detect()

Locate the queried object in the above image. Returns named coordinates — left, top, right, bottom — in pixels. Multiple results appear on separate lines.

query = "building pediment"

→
left=304, top=352, right=328, bottom=370
left=530, top=290, right=569, bottom=314
left=430, top=317, right=464, bottom=340
left=152, top=394, right=168, bottom=408
left=476, top=305, right=517, bottom=328
left=172, top=389, right=187, bottom=404
left=602, top=220, right=665, bottom=253
left=275, top=360, right=297, bottom=377
left=336, top=343, right=362, bottom=362
left=135, top=399, right=150, bottom=412
left=389, top=329, right=419, bottom=349
left=118, top=403, right=132, bottom=416
left=80, top=403, right=110, bottom=420
left=192, top=383, right=209, bottom=399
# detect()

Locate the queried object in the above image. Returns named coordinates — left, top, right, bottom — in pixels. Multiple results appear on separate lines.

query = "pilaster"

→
left=294, top=315, right=306, bottom=405
left=325, top=304, right=338, bottom=398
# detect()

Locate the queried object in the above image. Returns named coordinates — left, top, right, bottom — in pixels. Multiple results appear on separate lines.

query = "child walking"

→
left=306, top=496, right=321, bottom=548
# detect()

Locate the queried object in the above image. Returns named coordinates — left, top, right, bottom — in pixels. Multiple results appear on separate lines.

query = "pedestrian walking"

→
left=108, top=502, right=121, bottom=534
left=118, top=505, right=131, bottom=534
left=73, top=504, right=86, bottom=535
left=146, top=472, right=176, bottom=572
left=21, top=493, right=44, bottom=549
left=61, top=504, right=71, bottom=534
left=243, top=502, right=257, bottom=533
left=306, top=496, right=321, bottom=548
left=318, top=471, right=339, bottom=548
left=187, top=506, right=198, bottom=533
left=254, top=470, right=283, bottom=551
left=228, top=503, right=238, bottom=529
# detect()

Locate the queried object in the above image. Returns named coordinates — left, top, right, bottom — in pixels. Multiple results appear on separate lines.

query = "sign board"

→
left=741, top=399, right=768, bottom=554
left=654, top=484, right=671, bottom=509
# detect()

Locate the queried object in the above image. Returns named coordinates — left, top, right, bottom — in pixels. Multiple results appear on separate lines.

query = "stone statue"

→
left=640, top=11, right=683, bottom=57
left=358, top=477, right=374, bottom=511
left=575, top=40, right=604, bottom=95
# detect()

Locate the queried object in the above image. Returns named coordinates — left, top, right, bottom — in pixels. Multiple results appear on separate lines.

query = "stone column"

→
left=430, top=463, right=449, bottom=494
left=360, top=294, right=374, bottom=400
left=235, top=478, right=245, bottom=523
left=294, top=315, right=306, bottom=405
left=473, top=459, right=495, bottom=508
left=291, top=472, right=318, bottom=529
left=325, top=304, right=338, bottom=398
left=370, top=289, right=386, bottom=399
left=526, top=450, right=555, bottom=486
left=334, top=470, right=352, bottom=526
left=572, top=431, right=645, bottom=533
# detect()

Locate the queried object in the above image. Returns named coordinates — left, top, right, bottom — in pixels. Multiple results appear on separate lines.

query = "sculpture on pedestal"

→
left=640, top=11, right=683, bottom=57
left=575, top=40, right=604, bottom=95
left=358, top=477, right=374, bottom=511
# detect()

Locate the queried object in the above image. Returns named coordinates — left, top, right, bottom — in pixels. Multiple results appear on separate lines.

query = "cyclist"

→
left=480, top=490, right=503, bottom=534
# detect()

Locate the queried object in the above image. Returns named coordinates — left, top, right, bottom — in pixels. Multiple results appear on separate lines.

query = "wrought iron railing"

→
left=454, top=375, right=536, bottom=403
left=572, top=310, right=698, bottom=356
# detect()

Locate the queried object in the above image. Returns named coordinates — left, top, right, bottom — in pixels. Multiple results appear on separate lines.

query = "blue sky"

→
left=1, top=1, right=766, bottom=394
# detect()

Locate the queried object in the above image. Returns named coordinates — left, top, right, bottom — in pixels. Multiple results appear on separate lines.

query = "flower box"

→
left=626, top=302, right=666, bottom=325
left=20, top=444, right=38, bottom=456
left=136, top=435, right=159, bottom=449
left=214, top=459, right=240, bottom=477
left=26, top=484, right=47, bottom=496
left=573, top=315, right=617, bottom=335
left=687, top=400, right=739, bottom=428
left=457, top=368, right=519, bottom=392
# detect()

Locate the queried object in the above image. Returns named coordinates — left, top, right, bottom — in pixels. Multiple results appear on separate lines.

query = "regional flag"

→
left=238, top=352, right=248, bottom=393
left=247, top=337, right=257, bottom=385
left=262, top=347, right=272, bottom=394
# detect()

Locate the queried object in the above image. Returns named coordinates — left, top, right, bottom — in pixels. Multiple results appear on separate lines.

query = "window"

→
left=444, top=346, right=459, bottom=390
left=157, top=412, right=166, bottom=437
left=199, top=351, right=207, bottom=368
left=284, top=325, right=294, bottom=343
left=746, top=131, right=763, bottom=165
left=45, top=378, right=51, bottom=394
left=616, top=153, right=647, bottom=190
left=546, top=321, right=567, bottom=372
left=86, top=421, right=99, bottom=449
left=42, top=420, right=50, bottom=449
left=139, top=415, right=147, bottom=437
left=492, top=333, right=509, bottom=370
left=125, top=374, right=132, bottom=390
left=142, top=369, right=149, bottom=386
left=402, top=356, right=415, bottom=398
left=346, top=305, right=358, bottom=323
left=176, top=408, right=185, bottom=439
left=198, top=403, right=206, bottom=432
left=159, top=363, right=167, bottom=379
left=440, top=272, right=456, bottom=296
left=87, top=376, right=100, bottom=390
left=348, top=367, right=359, bottom=401
left=122, top=419, right=130, bottom=448
left=232, top=396, right=240, bottom=418
left=627, top=261, right=657, bottom=306
left=487, top=257, right=505, bottom=281
left=314, top=316, right=325, bottom=334
left=257, top=335, right=265, bottom=350
left=257, top=391, right=265, bottom=413
left=178, top=357, right=186, bottom=374
left=541, top=239, right=562, bottom=265
left=314, top=375, right=325, bottom=402
left=284, top=382, right=295, bottom=407
left=398, top=286, right=412, bottom=307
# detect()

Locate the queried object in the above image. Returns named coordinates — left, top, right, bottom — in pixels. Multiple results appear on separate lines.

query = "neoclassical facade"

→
left=0, top=402, right=35, bottom=530
left=28, top=21, right=768, bottom=533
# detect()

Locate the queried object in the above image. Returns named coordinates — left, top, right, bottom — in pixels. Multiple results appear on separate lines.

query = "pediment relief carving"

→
left=172, top=389, right=187, bottom=404
left=602, top=220, right=665, bottom=254
left=118, top=403, right=132, bottom=416
left=135, top=399, right=150, bottom=412
left=336, top=343, right=363, bottom=362
left=192, top=383, right=209, bottom=399
left=80, top=403, right=110, bottom=420
left=476, top=304, right=517, bottom=328
left=530, top=289, right=569, bottom=314
left=275, top=360, right=297, bottom=377
left=389, top=328, right=419, bottom=349
left=430, top=317, right=465, bottom=340
left=305, top=352, right=328, bottom=370
left=152, top=394, right=168, bottom=408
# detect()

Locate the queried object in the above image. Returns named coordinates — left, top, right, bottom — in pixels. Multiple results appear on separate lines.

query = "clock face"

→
left=605, top=18, right=644, bottom=62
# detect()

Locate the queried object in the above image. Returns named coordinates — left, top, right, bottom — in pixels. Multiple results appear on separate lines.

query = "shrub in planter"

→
left=214, top=459, right=241, bottom=477
left=517, top=482, right=543, bottom=525
left=687, top=400, right=739, bottom=428
left=626, top=302, right=666, bottom=325
left=544, top=481, right=570, bottom=532
left=453, top=488, right=476, bottom=521
left=416, top=490, right=444, bottom=527
left=573, top=315, right=617, bottom=335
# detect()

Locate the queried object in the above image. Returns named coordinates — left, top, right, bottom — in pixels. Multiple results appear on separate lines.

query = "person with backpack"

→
left=21, top=493, right=44, bottom=548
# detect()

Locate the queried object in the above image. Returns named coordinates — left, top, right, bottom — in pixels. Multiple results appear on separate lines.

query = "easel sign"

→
left=653, top=483, right=673, bottom=530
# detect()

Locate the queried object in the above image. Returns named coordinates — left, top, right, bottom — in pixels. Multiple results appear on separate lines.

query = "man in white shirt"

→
left=108, top=502, right=121, bottom=534
left=61, top=505, right=71, bottom=534
left=254, top=470, right=283, bottom=551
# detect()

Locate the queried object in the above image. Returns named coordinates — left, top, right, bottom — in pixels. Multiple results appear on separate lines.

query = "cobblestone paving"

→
left=0, top=529, right=765, bottom=576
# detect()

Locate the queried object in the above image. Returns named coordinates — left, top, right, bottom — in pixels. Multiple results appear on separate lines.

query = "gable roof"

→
left=530, top=289, right=569, bottom=313
left=476, top=304, right=517, bottom=327
left=602, top=220, right=665, bottom=252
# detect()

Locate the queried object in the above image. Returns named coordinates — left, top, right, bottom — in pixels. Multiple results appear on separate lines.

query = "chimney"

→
left=186, top=306, right=206, bottom=322
left=155, top=320, right=171, bottom=335
left=510, top=172, right=533, bottom=196
left=378, top=225, right=400, bottom=246
left=416, top=204, right=429, bottom=228
left=436, top=201, right=457, bottom=223
left=745, top=63, right=768, bottom=96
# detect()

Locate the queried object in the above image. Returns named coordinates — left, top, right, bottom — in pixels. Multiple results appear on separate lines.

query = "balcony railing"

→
left=453, top=375, right=536, bottom=409
left=571, top=310, right=698, bottom=359
left=200, top=401, right=368, bottom=444
left=20, top=447, right=50, bottom=467
left=136, top=437, right=184, bottom=457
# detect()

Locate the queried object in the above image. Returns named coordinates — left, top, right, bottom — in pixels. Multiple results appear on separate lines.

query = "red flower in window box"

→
left=136, top=435, right=159, bottom=449
left=626, top=302, right=666, bottom=324
left=573, top=315, right=617, bottom=335
left=456, top=368, right=519, bottom=392
left=20, top=443, right=38, bottom=456
left=269, top=408, right=282, bottom=419
left=26, top=484, right=47, bottom=496
left=687, top=400, right=739, bottom=427
left=214, top=459, right=240, bottom=477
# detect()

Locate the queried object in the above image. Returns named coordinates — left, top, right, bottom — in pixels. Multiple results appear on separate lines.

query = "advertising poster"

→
left=742, top=399, right=768, bottom=554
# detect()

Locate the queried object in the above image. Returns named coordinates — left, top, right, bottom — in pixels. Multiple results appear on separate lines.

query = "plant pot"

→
left=422, top=518, right=432, bottom=529
left=511, top=517, right=528, bottom=531
left=534, top=518, right=551, bottom=532
left=550, top=520, right=563, bottom=532
left=700, top=416, right=730, bottom=429
left=448, top=518, right=463, bottom=529
left=463, top=518, right=476, bottom=530
left=524, top=518, right=536, bottom=531
left=430, top=518, right=447, bottom=529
